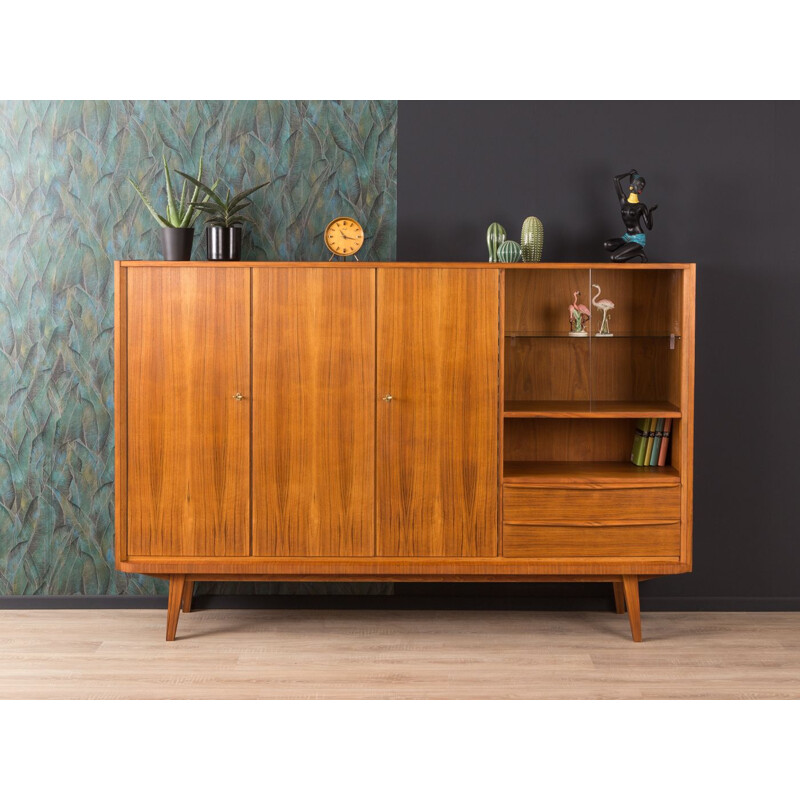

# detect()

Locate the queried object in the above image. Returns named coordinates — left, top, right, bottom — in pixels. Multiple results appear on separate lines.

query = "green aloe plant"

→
left=177, top=172, right=270, bottom=227
left=128, top=156, right=216, bottom=228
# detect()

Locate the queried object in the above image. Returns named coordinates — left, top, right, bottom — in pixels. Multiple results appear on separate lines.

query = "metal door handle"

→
left=232, top=393, right=245, bottom=401
left=382, top=394, right=393, bottom=402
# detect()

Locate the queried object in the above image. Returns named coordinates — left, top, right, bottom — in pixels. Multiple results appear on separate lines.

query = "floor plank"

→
left=0, top=610, right=798, bottom=699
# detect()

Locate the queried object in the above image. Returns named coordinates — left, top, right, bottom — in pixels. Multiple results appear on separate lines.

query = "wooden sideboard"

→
left=115, top=261, right=695, bottom=641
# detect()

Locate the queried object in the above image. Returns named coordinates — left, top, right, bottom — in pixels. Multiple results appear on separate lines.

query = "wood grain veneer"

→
left=375, top=268, right=499, bottom=557
left=502, top=523, right=681, bottom=559
left=120, top=261, right=695, bottom=270
left=251, top=268, right=375, bottom=557
left=114, top=261, right=695, bottom=643
left=502, top=461, right=681, bottom=487
left=126, top=267, right=250, bottom=557
left=503, top=485, right=681, bottom=524
left=116, top=556, right=686, bottom=577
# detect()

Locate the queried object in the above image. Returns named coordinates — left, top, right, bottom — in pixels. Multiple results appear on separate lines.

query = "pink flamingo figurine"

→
left=591, top=284, right=615, bottom=336
left=569, top=290, right=591, bottom=336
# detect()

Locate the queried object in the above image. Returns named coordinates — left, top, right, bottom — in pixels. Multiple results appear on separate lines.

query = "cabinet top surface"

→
left=118, top=260, right=695, bottom=270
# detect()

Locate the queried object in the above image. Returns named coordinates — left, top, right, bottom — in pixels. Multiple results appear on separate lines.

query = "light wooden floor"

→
left=1, top=609, right=798, bottom=699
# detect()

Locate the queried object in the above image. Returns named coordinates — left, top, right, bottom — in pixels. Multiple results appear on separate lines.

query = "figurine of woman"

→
left=604, top=169, right=658, bottom=262
left=568, top=290, right=590, bottom=336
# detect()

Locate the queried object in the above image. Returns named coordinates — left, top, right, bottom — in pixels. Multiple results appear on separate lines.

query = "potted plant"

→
left=178, top=172, right=270, bottom=261
left=128, top=157, right=215, bottom=261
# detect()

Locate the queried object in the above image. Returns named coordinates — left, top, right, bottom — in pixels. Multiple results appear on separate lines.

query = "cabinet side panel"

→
left=114, top=262, right=127, bottom=563
left=681, top=266, right=696, bottom=566
left=376, top=268, right=499, bottom=557
left=252, top=268, right=376, bottom=556
left=126, top=267, right=251, bottom=557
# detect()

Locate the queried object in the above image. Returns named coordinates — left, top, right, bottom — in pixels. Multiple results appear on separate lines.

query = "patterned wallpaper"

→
left=0, top=100, right=397, bottom=595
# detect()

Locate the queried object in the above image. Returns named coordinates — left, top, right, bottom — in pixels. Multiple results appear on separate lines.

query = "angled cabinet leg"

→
left=621, top=575, right=642, bottom=642
left=181, top=579, right=195, bottom=613
left=166, top=574, right=187, bottom=642
left=612, top=581, right=626, bottom=614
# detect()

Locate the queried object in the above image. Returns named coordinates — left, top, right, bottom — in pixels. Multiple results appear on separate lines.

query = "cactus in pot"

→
left=521, top=216, right=544, bottom=262
left=486, top=222, right=506, bottom=262
left=497, top=240, right=522, bottom=263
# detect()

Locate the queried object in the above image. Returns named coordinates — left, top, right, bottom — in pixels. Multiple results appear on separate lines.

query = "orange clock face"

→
left=325, top=217, right=364, bottom=256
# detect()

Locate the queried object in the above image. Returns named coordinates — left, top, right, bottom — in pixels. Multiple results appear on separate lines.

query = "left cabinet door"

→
left=126, top=267, right=251, bottom=557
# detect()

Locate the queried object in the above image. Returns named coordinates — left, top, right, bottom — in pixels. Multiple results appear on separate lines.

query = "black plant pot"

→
left=160, top=227, right=194, bottom=261
left=206, top=226, right=243, bottom=261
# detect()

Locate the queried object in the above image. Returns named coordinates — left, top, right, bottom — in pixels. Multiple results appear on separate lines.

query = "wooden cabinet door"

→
left=126, top=267, right=251, bottom=557
left=376, top=268, right=500, bottom=557
left=252, top=268, right=375, bottom=556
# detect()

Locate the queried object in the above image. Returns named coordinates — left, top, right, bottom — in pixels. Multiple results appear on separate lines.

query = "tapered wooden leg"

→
left=181, top=579, right=195, bottom=613
left=621, top=575, right=642, bottom=642
left=166, top=574, right=186, bottom=642
left=612, top=581, right=626, bottom=614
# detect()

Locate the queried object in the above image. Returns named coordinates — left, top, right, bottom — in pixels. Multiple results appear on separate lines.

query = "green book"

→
left=649, top=418, right=665, bottom=466
left=643, top=418, right=657, bottom=465
left=631, top=418, right=650, bottom=466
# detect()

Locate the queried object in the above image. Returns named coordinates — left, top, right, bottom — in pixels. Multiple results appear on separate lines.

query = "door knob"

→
left=382, top=394, right=393, bottom=402
left=232, top=393, right=245, bottom=401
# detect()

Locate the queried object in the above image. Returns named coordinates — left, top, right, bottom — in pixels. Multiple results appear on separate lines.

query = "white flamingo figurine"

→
left=568, top=290, right=591, bottom=336
left=592, top=284, right=615, bottom=336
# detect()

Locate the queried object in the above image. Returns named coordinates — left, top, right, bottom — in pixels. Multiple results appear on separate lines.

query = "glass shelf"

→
left=505, top=331, right=681, bottom=340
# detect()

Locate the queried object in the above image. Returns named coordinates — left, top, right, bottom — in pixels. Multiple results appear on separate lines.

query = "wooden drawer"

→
left=503, top=486, right=681, bottom=525
left=503, top=523, right=681, bottom=558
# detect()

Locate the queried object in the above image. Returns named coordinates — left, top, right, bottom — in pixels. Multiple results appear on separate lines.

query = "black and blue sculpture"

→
left=604, top=169, right=658, bottom=262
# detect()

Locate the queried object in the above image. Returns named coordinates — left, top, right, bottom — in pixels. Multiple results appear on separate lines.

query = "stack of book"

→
left=631, top=418, right=672, bottom=467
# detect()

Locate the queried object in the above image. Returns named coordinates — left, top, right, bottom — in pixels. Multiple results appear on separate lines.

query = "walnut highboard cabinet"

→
left=114, top=261, right=695, bottom=641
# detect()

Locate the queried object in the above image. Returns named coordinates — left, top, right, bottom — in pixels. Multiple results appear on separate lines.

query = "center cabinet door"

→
left=252, top=268, right=376, bottom=556
left=376, top=268, right=500, bottom=557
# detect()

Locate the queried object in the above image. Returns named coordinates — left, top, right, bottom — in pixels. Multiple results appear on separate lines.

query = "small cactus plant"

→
left=521, top=216, right=544, bottom=262
left=486, top=222, right=506, bottom=262
left=497, top=240, right=522, bottom=263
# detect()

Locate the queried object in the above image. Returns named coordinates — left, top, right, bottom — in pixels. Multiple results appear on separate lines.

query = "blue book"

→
left=649, top=418, right=665, bottom=466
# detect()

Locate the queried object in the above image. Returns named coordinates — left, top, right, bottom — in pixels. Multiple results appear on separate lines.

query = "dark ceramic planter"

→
left=160, top=227, right=194, bottom=261
left=206, top=226, right=243, bottom=261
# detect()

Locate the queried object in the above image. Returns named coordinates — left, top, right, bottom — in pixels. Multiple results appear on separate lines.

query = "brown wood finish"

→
left=584, top=268, right=682, bottom=336
left=251, top=268, right=375, bottom=557
left=503, top=485, right=681, bottom=524
left=503, top=461, right=681, bottom=487
left=114, top=261, right=694, bottom=643
left=591, top=337, right=674, bottom=404
left=114, top=263, right=128, bottom=562
left=504, top=400, right=681, bottom=418
left=680, top=265, right=696, bottom=567
left=505, top=268, right=590, bottom=334
left=166, top=574, right=186, bottom=641
left=120, top=261, right=695, bottom=271
left=376, top=268, right=499, bottom=557
left=118, top=556, right=686, bottom=577
left=126, top=267, right=250, bottom=557
left=181, top=579, right=194, bottom=613
left=504, top=338, right=589, bottom=403
left=503, top=418, right=639, bottom=463
left=502, top=523, right=681, bottom=559
left=622, top=575, right=642, bottom=642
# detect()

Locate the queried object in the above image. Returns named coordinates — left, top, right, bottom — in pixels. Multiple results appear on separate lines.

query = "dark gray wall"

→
left=397, top=100, right=800, bottom=607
